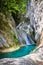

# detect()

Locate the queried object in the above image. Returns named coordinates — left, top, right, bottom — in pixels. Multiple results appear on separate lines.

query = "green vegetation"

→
left=0, top=0, right=28, bottom=25
left=0, top=0, right=27, bottom=14
left=0, top=0, right=28, bottom=48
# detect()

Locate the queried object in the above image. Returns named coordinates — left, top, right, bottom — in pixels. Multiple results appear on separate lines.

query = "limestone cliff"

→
left=26, top=0, right=43, bottom=45
left=0, top=13, right=18, bottom=48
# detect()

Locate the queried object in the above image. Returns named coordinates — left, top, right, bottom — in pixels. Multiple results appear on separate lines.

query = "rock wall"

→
left=0, top=13, right=18, bottom=48
left=26, top=0, right=43, bottom=44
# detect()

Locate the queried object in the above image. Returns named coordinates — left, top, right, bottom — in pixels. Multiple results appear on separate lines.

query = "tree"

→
left=0, top=0, right=27, bottom=14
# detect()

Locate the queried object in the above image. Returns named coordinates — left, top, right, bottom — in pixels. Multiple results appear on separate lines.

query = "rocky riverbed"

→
left=0, top=44, right=43, bottom=65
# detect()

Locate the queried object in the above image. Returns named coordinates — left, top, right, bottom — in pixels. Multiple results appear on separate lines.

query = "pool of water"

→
left=0, top=45, right=36, bottom=59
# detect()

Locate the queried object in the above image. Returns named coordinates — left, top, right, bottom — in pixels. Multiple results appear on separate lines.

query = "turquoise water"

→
left=0, top=45, right=36, bottom=59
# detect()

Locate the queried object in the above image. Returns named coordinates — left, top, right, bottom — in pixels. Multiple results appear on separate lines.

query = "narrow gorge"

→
left=0, top=0, right=43, bottom=65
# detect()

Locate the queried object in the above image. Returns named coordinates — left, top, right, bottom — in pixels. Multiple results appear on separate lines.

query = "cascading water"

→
left=16, top=22, right=35, bottom=45
left=16, top=0, right=43, bottom=45
left=20, top=30, right=31, bottom=45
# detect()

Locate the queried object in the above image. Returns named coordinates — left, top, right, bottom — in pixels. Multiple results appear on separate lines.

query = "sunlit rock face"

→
left=0, top=13, right=17, bottom=48
left=26, top=0, right=43, bottom=42
left=0, top=35, right=9, bottom=48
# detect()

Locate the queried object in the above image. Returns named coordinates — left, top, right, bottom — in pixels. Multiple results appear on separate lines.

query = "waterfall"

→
left=20, top=30, right=31, bottom=45
left=16, top=0, right=43, bottom=45
left=16, top=22, right=35, bottom=45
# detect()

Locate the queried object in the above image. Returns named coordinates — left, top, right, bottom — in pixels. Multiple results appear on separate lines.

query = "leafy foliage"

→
left=0, top=0, right=27, bottom=14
